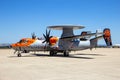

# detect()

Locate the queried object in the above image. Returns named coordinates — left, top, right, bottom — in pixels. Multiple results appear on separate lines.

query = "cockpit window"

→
left=19, top=40, right=22, bottom=43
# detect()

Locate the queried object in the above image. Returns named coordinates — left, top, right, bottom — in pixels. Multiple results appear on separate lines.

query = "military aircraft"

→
left=11, top=25, right=112, bottom=57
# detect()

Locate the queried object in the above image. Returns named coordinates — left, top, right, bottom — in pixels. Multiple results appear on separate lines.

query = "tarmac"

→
left=0, top=48, right=120, bottom=80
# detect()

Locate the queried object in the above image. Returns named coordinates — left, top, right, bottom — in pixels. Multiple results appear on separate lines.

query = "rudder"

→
left=103, top=28, right=112, bottom=46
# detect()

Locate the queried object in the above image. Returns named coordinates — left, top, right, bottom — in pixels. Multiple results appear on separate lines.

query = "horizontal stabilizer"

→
left=90, top=35, right=103, bottom=41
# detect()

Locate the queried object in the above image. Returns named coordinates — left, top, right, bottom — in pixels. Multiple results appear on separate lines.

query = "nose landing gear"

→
left=17, top=53, right=22, bottom=57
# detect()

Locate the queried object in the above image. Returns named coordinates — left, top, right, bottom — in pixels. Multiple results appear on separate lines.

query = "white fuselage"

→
left=15, top=38, right=91, bottom=52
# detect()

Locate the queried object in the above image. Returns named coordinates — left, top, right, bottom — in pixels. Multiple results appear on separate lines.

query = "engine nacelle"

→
left=49, top=37, right=58, bottom=46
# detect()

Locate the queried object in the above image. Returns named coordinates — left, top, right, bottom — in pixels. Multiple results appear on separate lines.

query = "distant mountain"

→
left=0, top=43, right=11, bottom=48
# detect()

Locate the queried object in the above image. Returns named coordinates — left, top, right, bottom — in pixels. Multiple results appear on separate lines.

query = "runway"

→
left=0, top=48, right=120, bottom=80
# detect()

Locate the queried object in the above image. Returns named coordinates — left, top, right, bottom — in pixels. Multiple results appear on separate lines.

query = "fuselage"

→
left=11, top=37, right=91, bottom=52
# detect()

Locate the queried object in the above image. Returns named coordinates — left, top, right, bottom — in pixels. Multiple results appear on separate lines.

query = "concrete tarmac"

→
left=0, top=48, right=120, bottom=80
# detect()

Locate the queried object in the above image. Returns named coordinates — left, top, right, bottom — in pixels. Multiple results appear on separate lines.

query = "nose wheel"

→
left=14, top=50, right=22, bottom=57
left=17, top=53, right=22, bottom=57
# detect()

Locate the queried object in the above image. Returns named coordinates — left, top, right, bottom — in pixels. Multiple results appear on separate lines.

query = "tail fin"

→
left=103, top=28, right=112, bottom=46
left=90, top=30, right=102, bottom=49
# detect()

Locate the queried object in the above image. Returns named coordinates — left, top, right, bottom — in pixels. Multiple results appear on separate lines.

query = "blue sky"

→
left=0, top=0, right=120, bottom=44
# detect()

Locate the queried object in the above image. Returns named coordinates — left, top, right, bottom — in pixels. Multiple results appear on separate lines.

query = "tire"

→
left=17, top=53, right=21, bottom=57
left=64, top=51, right=69, bottom=57
left=50, top=51, right=57, bottom=56
left=50, top=51, right=54, bottom=56
left=53, top=51, right=57, bottom=55
left=24, top=50, right=29, bottom=53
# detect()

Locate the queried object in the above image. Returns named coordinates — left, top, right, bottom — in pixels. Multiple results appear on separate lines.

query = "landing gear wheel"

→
left=64, top=51, right=69, bottom=57
left=50, top=51, right=54, bottom=56
left=50, top=51, right=57, bottom=56
left=53, top=51, right=57, bottom=55
left=17, top=53, right=21, bottom=57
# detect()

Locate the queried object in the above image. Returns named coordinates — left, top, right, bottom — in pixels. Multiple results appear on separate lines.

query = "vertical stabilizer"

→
left=90, top=30, right=100, bottom=49
left=103, top=28, right=112, bottom=46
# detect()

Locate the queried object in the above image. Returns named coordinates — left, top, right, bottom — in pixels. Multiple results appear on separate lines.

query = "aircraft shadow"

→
left=18, top=53, right=94, bottom=59
left=75, top=53, right=105, bottom=56
left=8, top=53, right=94, bottom=59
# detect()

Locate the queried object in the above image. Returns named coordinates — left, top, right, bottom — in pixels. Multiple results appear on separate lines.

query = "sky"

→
left=0, top=0, right=120, bottom=44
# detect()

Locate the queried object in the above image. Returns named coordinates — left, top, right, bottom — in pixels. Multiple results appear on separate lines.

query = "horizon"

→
left=0, top=0, right=120, bottom=44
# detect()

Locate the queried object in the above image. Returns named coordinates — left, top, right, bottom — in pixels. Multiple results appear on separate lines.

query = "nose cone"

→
left=11, top=43, right=18, bottom=48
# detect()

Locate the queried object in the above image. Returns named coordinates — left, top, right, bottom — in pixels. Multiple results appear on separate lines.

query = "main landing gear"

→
left=50, top=51, right=57, bottom=56
left=49, top=50, right=69, bottom=57
left=63, top=51, right=69, bottom=57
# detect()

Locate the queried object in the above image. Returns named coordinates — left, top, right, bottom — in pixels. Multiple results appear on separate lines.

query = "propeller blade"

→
left=42, top=40, right=46, bottom=43
left=46, top=29, right=48, bottom=37
left=42, top=29, right=52, bottom=45
left=31, top=32, right=36, bottom=39
left=43, top=33, right=46, bottom=39
left=48, top=30, right=51, bottom=37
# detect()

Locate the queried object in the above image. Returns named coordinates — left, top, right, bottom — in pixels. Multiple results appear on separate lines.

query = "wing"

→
left=60, top=32, right=103, bottom=40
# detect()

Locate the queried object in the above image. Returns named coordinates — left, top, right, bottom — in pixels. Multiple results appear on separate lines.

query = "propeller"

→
left=42, top=29, right=52, bottom=44
left=31, top=32, right=36, bottom=39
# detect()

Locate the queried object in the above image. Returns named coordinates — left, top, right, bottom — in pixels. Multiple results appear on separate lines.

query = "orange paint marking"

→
left=49, top=37, right=58, bottom=45
left=11, top=38, right=36, bottom=47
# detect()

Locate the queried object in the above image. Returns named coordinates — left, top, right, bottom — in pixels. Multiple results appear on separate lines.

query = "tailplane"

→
left=90, top=28, right=112, bottom=49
